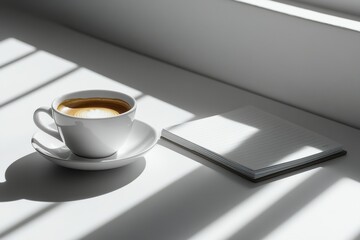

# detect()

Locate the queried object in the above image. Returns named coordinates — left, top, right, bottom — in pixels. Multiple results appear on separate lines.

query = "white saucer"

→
left=31, top=120, right=158, bottom=170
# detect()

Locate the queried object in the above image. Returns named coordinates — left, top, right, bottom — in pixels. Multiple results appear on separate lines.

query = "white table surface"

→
left=0, top=7, right=359, bottom=240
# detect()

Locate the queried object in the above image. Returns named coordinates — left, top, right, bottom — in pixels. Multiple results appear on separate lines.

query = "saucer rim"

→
left=31, top=120, right=159, bottom=163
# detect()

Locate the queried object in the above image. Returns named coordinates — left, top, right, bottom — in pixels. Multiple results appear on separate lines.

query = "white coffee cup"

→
left=33, top=90, right=137, bottom=158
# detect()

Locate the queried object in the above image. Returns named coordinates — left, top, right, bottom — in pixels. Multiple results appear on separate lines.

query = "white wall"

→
left=4, top=0, right=360, bottom=128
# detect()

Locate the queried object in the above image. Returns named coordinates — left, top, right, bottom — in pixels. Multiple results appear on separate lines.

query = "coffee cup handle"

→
left=33, top=107, right=62, bottom=142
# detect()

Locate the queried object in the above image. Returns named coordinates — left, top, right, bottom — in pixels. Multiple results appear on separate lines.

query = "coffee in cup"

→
left=57, top=97, right=131, bottom=118
left=33, top=90, right=137, bottom=158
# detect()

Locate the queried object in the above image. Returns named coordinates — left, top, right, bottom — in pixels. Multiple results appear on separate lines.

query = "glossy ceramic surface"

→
left=33, top=90, right=137, bottom=158
left=31, top=120, right=158, bottom=170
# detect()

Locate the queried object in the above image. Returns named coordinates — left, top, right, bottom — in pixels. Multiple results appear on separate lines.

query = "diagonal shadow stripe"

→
left=0, top=50, right=37, bottom=69
left=0, top=66, right=79, bottom=108
left=228, top=169, right=340, bottom=240
left=0, top=203, right=61, bottom=239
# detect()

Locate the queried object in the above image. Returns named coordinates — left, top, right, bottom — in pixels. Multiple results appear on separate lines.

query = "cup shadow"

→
left=0, top=152, right=146, bottom=202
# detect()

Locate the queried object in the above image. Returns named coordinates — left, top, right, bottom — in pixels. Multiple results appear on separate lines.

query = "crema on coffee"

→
left=57, top=97, right=131, bottom=118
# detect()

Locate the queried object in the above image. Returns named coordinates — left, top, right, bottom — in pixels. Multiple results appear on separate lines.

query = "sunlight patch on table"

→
left=189, top=168, right=321, bottom=240
left=0, top=38, right=35, bottom=67
left=263, top=178, right=360, bottom=240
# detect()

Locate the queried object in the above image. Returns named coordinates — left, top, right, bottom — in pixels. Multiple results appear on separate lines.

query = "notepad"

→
left=161, top=106, right=346, bottom=182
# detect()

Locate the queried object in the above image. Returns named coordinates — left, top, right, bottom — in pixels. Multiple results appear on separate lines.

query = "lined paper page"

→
left=165, top=106, right=342, bottom=171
